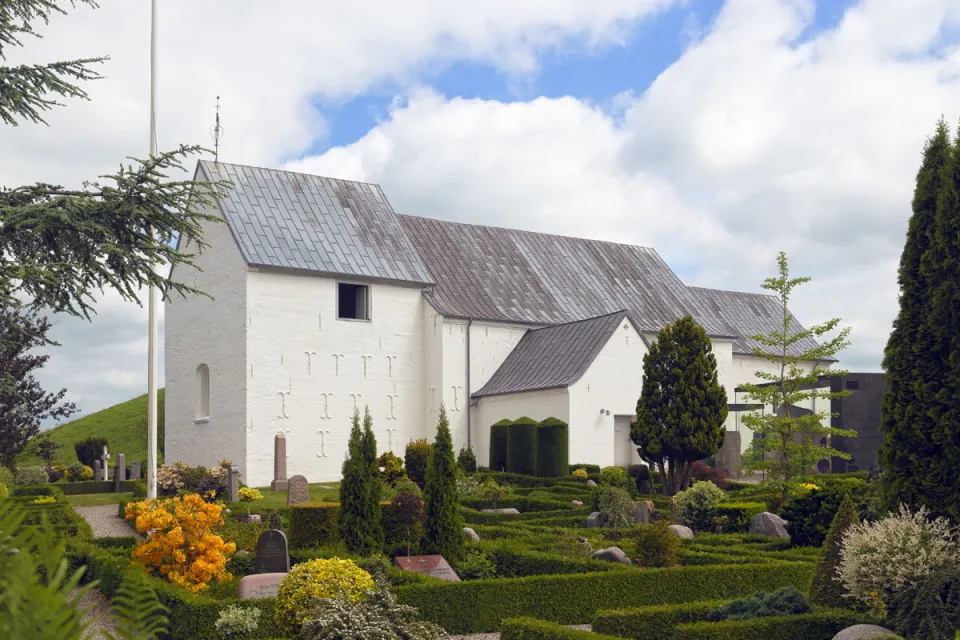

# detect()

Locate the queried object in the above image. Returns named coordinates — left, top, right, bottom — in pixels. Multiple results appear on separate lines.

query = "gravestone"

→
left=101, top=446, right=109, bottom=482
left=270, top=432, right=289, bottom=491
left=130, top=460, right=141, bottom=481
left=94, top=460, right=103, bottom=482
left=238, top=573, right=287, bottom=600
left=115, top=454, right=127, bottom=481
left=113, top=467, right=122, bottom=492
left=229, top=465, right=240, bottom=503
left=715, top=431, right=742, bottom=479
left=634, top=500, right=655, bottom=525
left=591, top=547, right=633, bottom=565
left=586, top=512, right=602, bottom=528
left=286, top=475, right=309, bottom=506
left=393, top=555, right=460, bottom=582
left=255, top=529, right=290, bottom=573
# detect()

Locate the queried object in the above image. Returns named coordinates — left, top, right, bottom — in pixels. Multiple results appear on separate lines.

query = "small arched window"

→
left=196, top=364, right=210, bottom=421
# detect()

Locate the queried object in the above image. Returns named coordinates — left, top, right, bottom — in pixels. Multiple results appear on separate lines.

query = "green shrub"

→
left=536, top=418, right=569, bottom=477
left=74, top=436, right=108, bottom=468
left=627, top=465, right=651, bottom=493
left=634, top=520, right=680, bottom=568
left=485, top=545, right=620, bottom=577
left=289, top=502, right=338, bottom=549
left=781, top=479, right=869, bottom=546
left=592, top=600, right=728, bottom=640
left=422, top=406, right=465, bottom=561
left=809, top=492, right=859, bottom=609
left=458, top=445, right=478, bottom=473
left=714, top=502, right=767, bottom=533
left=405, top=439, right=431, bottom=487
left=598, top=487, right=634, bottom=528
left=378, top=451, right=406, bottom=486
left=599, top=466, right=629, bottom=490
left=394, top=561, right=816, bottom=633
left=15, top=466, right=48, bottom=486
left=501, top=617, right=621, bottom=640
left=888, top=566, right=960, bottom=640
left=707, top=586, right=811, bottom=621
left=672, top=609, right=864, bottom=640
left=507, top=418, right=539, bottom=476
left=0, top=467, right=13, bottom=487
left=489, top=419, right=513, bottom=473
left=215, top=604, right=261, bottom=639
left=673, top=481, right=726, bottom=531
left=274, top=557, right=374, bottom=636
left=570, top=464, right=601, bottom=474
left=0, top=483, right=7, bottom=499
left=383, top=493, right=425, bottom=556
left=455, top=549, right=498, bottom=580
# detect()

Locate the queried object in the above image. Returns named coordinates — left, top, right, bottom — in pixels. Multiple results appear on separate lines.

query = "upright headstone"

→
left=287, top=475, right=308, bottom=506
left=94, top=460, right=103, bottom=482
left=130, top=460, right=141, bottom=481
left=255, top=529, right=290, bottom=573
left=113, top=466, right=121, bottom=493
left=116, top=453, right=127, bottom=481
left=238, top=573, right=286, bottom=600
left=229, top=465, right=240, bottom=503
left=101, top=446, right=110, bottom=482
left=270, top=432, right=288, bottom=491
left=715, top=431, right=742, bottom=479
left=393, top=555, right=460, bottom=582
left=634, top=500, right=655, bottom=525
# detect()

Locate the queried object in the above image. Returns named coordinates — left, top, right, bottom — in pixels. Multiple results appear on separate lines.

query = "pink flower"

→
left=572, top=500, right=583, bottom=506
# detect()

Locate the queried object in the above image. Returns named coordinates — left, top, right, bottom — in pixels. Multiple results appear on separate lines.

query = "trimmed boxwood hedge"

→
left=671, top=609, right=865, bottom=640
left=394, top=561, right=815, bottom=633
left=288, top=501, right=338, bottom=549
left=501, top=617, right=621, bottom=640
left=55, top=480, right=139, bottom=495
left=714, top=502, right=767, bottom=533
left=536, top=418, right=569, bottom=478
left=483, top=545, right=625, bottom=577
left=507, top=417, right=539, bottom=475
left=490, top=419, right=513, bottom=472
left=591, top=600, right=729, bottom=639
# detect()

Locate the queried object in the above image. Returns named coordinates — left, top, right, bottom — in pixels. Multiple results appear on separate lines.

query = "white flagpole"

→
left=146, top=0, right=159, bottom=501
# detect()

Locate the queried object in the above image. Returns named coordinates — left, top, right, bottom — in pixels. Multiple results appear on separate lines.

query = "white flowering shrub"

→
left=156, top=462, right=187, bottom=495
left=214, top=605, right=260, bottom=638
left=673, top=480, right=726, bottom=531
left=838, top=504, right=960, bottom=608
left=299, top=582, right=445, bottom=640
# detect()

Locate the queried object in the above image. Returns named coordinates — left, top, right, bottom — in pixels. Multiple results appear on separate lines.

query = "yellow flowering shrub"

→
left=798, top=483, right=820, bottom=491
left=238, top=487, right=262, bottom=502
left=274, top=557, right=374, bottom=634
left=124, top=493, right=237, bottom=592
left=31, top=495, right=56, bottom=504
left=572, top=468, right=588, bottom=480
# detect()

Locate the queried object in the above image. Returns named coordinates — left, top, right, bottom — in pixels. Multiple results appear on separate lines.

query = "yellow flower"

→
left=274, top=558, right=373, bottom=634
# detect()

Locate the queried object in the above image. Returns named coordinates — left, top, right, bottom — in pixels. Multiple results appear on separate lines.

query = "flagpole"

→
left=146, top=0, right=159, bottom=501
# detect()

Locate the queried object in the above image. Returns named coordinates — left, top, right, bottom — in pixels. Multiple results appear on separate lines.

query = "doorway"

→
left=614, top=416, right=633, bottom=467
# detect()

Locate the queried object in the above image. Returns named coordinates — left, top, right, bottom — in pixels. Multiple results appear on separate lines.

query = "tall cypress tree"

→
left=421, top=405, right=465, bottom=561
left=339, top=407, right=380, bottom=555
left=361, top=406, right=384, bottom=550
left=880, top=120, right=953, bottom=516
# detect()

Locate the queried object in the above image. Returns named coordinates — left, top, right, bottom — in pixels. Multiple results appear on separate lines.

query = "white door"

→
left=614, top=416, right=633, bottom=467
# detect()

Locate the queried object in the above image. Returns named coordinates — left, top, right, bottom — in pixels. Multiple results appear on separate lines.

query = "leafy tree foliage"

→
left=631, top=314, right=728, bottom=495
left=881, top=119, right=960, bottom=520
left=740, top=252, right=854, bottom=500
left=808, top=493, right=859, bottom=609
left=0, top=308, right=76, bottom=467
left=339, top=407, right=382, bottom=555
left=421, top=405, right=465, bottom=561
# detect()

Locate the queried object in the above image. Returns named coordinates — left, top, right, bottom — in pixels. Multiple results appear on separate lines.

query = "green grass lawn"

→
left=65, top=492, right=133, bottom=507
left=239, top=482, right=341, bottom=511
left=18, top=390, right=165, bottom=468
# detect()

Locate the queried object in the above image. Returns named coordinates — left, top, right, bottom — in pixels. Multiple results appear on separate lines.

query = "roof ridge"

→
left=528, top=310, right=628, bottom=333
left=688, top=285, right=780, bottom=301
left=199, top=160, right=386, bottom=190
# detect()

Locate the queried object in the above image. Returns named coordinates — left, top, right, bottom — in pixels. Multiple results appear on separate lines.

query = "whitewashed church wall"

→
left=473, top=390, right=569, bottom=468
left=245, top=272, right=427, bottom=486
left=568, top=318, right=648, bottom=468
left=164, top=210, right=248, bottom=478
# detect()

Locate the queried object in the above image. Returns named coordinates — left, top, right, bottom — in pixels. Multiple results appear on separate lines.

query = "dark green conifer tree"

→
left=339, top=407, right=380, bottom=555
left=809, top=493, right=859, bottom=608
left=421, top=405, right=465, bottom=561
left=361, top=406, right=384, bottom=551
left=631, top=315, right=728, bottom=495
left=880, top=119, right=956, bottom=518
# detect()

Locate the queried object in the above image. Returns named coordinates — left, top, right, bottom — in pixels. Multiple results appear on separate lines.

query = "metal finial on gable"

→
left=210, top=96, right=224, bottom=162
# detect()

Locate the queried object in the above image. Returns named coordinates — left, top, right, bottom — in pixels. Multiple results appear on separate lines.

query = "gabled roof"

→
left=199, top=161, right=433, bottom=285
left=687, top=287, right=834, bottom=360
left=473, top=311, right=632, bottom=398
left=398, top=214, right=735, bottom=338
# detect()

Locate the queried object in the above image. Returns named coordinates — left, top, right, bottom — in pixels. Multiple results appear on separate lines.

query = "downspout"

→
left=466, top=319, right=473, bottom=448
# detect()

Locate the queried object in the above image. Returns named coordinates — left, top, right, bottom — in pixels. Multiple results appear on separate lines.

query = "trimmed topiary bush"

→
left=422, top=405, right=465, bottom=561
left=289, top=502, right=339, bottom=549
left=15, top=466, right=48, bottom=486
left=536, top=418, right=569, bottom=477
left=634, top=520, right=680, bottom=568
left=274, top=557, right=374, bottom=636
left=458, top=444, right=478, bottom=473
left=507, top=417, right=539, bottom=476
left=405, top=439, right=431, bottom=488
left=490, top=419, right=512, bottom=473
left=74, top=436, right=108, bottom=468
left=673, top=481, right=726, bottom=532
left=809, top=493, right=859, bottom=609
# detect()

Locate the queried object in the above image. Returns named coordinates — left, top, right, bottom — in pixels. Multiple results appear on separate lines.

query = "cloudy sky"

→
left=4, top=0, right=960, bottom=424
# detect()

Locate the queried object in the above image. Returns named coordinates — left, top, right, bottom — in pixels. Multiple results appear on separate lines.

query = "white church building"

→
left=165, top=161, right=832, bottom=487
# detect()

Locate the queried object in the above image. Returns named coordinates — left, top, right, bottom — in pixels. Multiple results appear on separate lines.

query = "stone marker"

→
left=255, top=529, right=290, bottom=573
left=831, top=624, right=898, bottom=640
left=749, top=512, right=790, bottom=539
left=591, top=547, right=633, bottom=565
left=270, top=432, right=289, bottom=491
left=116, top=454, right=127, bottom=481
left=286, top=475, right=309, bottom=506
left=129, top=460, right=141, bottom=481
left=715, top=431, right=742, bottom=479
left=634, top=500, right=655, bottom=525
left=238, top=573, right=287, bottom=600
left=463, top=527, right=480, bottom=542
left=113, top=466, right=121, bottom=492
left=229, top=465, right=240, bottom=503
left=94, top=460, right=103, bottom=482
left=586, top=512, right=602, bottom=528
left=481, top=508, right=520, bottom=515
left=101, top=447, right=109, bottom=482
left=668, top=525, right=694, bottom=539
left=586, top=479, right=597, bottom=487
left=394, top=555, right=460, bottom=582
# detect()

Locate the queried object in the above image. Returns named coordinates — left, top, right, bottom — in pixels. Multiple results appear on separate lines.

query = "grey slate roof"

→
left=686, top=287, right=833, bottom=360
left=473, top=311, right=631, bottom=398
left=199, top=161, right=433, bottom=285
left=397, top=215, right=736, bottom=338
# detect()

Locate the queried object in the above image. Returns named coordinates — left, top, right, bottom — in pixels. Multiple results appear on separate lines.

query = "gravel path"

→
left=75, top=588, right=120, bottom=639
left=74, top=505, right=139, bottom=538
left=447, top=624, right=592, bottom=639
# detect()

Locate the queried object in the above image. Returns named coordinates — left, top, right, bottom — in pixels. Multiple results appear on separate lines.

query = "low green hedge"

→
left=672, top=609, right=865, bottom=640
left=591, top=600, right=729, bottom=639
left=460, top=496, right=580, bottom=512
left=484, top=545, right=624, bottom=577
left=394, top=561, right=815, bottom=633
left=288, top=501, right=338, bottom=549
left=678, top=550, right=776, bottom=566
left=15, top=490, right=93, bottom=539
left=13, top=485, right=64, bottom=497
left=54, top=480, right=140, bottom=495
left=501, top=617, right=620, bottom=640
left=714, top=502, right=767, bottom=533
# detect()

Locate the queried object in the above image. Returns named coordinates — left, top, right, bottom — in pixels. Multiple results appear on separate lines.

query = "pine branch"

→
left=0, top=57, right=106, bottom=126
left=106, top=567, right=169, bottom=640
